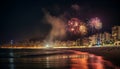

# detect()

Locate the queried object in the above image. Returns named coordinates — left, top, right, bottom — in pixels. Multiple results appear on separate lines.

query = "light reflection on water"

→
left=9, top=49, right=14, bottom=69
left=0, top=50, right=120, bottom=69
left=9, top=58, right=14, bottom=69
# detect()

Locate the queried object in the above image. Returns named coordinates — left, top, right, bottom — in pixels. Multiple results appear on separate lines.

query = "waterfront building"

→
left=112, top=26, right=120, bottom=41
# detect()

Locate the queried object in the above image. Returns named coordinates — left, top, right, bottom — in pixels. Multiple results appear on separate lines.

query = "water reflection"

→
left=70, top=55, right=88, bottom=69
left=1, top=50, right=119, bottom=69
left=88, top=54, right=104, bottom=69
left=9, top=49, right=14, bottom=69
left=9, top=58, right=14, bottom=69
left=46, top=57, right=50, bottom=68
left=69, top=51, right=119, bottom=69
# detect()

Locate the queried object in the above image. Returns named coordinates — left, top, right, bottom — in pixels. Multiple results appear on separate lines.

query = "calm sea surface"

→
left=0, top=49, right=120, bottom=69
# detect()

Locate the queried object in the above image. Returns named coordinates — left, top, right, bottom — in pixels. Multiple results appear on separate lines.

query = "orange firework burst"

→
left=79, top=24, right=87, bottom=35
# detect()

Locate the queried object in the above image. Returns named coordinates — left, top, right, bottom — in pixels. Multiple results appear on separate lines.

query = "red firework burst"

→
left=67, top=18, right=81, bottom=34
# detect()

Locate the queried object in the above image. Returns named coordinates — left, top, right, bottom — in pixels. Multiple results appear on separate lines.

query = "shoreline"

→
left=0, top=45, right=120, bottom=49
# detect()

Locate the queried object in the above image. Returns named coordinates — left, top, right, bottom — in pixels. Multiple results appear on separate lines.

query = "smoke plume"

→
left=43, top=11, right=66, bottom=43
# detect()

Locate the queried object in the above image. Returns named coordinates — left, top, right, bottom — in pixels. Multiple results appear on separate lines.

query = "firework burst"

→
left=67, top=18, right=87, bottom=35
left=89, top=17, right=102, bottom=30
left=79, top=24, right=87, bottom=35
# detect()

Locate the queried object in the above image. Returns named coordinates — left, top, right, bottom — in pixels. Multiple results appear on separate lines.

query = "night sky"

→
left=1, top=0, right=120, bottom=42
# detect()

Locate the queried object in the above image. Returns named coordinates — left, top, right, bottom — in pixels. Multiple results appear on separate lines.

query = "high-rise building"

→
left=112, top=26, right=120, bottom=40
left=104, top=32, right=111, bottom=41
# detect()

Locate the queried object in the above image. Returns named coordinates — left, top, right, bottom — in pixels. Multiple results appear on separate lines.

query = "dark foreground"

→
left=0, top=46, right=120, bottom=69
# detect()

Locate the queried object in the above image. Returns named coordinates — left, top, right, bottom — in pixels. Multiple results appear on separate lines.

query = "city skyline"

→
left=1, top=0, right=120, bottom=41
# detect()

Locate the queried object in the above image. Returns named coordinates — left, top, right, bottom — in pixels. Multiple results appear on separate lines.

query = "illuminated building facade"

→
left=112, top=26, right=120, bottom=41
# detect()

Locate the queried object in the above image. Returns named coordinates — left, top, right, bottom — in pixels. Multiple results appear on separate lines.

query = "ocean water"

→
left=0, top=49, right=120, bottom=69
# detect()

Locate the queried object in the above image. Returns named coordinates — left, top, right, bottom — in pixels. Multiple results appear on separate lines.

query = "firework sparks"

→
left=67, top=18, right=87, bottom=35
left=67, top=18, right=81, bottom=34
left=89, top=17, right=102, bottom=30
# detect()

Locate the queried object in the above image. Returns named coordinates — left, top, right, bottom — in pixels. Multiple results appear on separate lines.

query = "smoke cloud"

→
left=43, top=11, right=66, bottom=43
left=71, top=4, right=80, bottom=11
